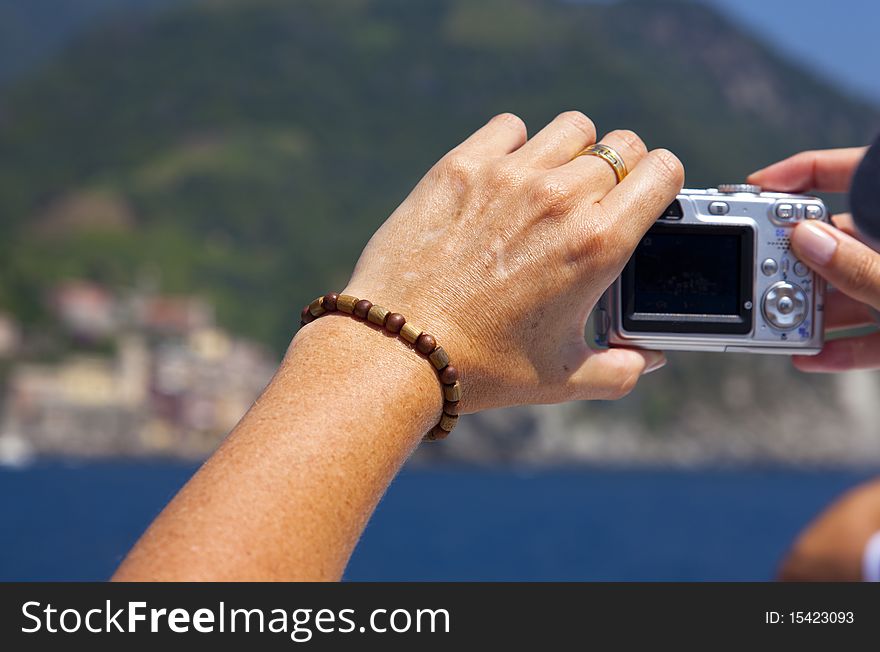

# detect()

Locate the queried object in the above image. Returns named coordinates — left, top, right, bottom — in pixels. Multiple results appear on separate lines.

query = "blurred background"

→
left=1, top=0, right=879, bottom=580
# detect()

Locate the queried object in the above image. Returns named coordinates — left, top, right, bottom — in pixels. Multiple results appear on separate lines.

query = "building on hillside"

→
left=0, top=282, right=277, bottom=460
left=49, top=281, right=117, bottom=340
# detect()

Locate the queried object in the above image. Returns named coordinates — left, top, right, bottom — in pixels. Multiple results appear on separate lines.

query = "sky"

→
left=704, top=0, right=880, bottom=105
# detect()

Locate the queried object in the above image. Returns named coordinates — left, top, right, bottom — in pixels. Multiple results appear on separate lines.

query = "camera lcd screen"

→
left=633, top=232, right=739, bottom=314
left=621, top=224, right=753, bottom=335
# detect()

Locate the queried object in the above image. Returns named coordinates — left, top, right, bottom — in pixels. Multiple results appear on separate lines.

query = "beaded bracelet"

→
left=299, top=293, right=461, bottom=441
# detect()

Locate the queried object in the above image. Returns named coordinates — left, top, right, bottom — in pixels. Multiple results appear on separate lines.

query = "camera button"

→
left=762, top=281, right=808, bottom=330
left=804, top=204, right=824, bottom=220
left=775, top=203, right=795, bottom=220
left=761, top=258, right=778, bottom=276
left=708, top=201, right=729, bottom=215
left=718, top=183, right=761, bottom=194
left=793, top=260, right=809, bottom=277
left=778, top=296, right=794, bottom=314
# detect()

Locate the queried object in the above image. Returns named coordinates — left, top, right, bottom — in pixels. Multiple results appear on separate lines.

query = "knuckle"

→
left=567, top=216, right=615, bottom=263
left=558, top=110, right=596, bottom=140
left=491, top=158, right=527, bottom=185
left=529, top=176, right=576, bottom=217
left=435, top=151, right=481, bottom=187
left=492, top=112, right=527, bottom=137
left=646, top=148, right=685, bottom=188
left=487, top=159, right=528, bottom=195
left=607, top=129, right=646, bottom=155
left=791, top=150, right=818, bottom=165
left=603, top=367, right=640, bottom=400
left=846, top=250, right=880, bottom=295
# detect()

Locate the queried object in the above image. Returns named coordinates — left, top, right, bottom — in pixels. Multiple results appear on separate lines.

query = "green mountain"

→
left=0, top=0, right=178, bottom=86
left=1, top=0, right=877, bottom=351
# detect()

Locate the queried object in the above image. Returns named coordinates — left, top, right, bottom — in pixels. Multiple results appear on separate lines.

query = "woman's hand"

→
left=748, top=147, right=880, bottom=371
left=343, top=112, right=683, bottom=411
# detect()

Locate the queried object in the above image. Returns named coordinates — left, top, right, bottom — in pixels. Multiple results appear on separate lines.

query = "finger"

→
left=453, top=112, right=528, bottom=158
left=793, top=331, right=880, bottom=372
left=596, top=148, right=685, bottom=253
left=511, top=111, right=596, bottom=169
left=550, top=129, right=648, bottom=202
left=824, top=289, right=877, bottom=331
left=747, top=147, right=867, bottom=193
left=832, top=212, right=880, bottom=252
left=569, top=347, right=666, bottom=400
left=832, top=213, right=859, bottom=238
left=790, top=220, right=880, bottom=310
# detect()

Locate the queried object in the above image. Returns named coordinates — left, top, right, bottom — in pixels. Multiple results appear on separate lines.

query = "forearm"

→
left=113, top=314, right=441, bottom=581
left=112, top=112, right=682, bottom=581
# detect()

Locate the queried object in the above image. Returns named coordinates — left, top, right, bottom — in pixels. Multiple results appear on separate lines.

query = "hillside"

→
left=0, top=0, right=178, bottom=86
left=1, top=0, right=878, bottom=351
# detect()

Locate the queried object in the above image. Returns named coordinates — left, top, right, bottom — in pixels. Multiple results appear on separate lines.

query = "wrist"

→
left=300, top=288, right=465, bottom=439
left=339, top=282, right=478, bottom=404
left=284, top=312, right=443, bottom=441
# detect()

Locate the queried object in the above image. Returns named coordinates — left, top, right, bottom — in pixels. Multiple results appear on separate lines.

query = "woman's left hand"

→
left=748, top=147, right=880, bottom=371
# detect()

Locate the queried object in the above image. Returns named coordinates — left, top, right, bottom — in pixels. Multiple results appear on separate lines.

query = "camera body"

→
left=596, top=184, right=828, bottom=354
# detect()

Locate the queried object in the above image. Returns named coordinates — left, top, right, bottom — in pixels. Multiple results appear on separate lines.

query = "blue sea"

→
left=1, top=462, right=877, bottom=581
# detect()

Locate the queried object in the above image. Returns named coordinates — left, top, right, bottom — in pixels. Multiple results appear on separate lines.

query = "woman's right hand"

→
left=341, top=111, right=683, bottom=412
left=748, top=147, right=880, bottom=372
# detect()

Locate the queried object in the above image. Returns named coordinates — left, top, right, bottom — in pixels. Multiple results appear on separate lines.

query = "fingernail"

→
left=795, top=222, right=838, bottom=266
left=642, top=353, right=666, bottom=375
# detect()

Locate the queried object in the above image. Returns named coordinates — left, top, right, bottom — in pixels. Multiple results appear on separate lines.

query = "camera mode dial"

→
left=762, top=281, right=808, bottom=330
left=717, top=183, right=761, bottom=194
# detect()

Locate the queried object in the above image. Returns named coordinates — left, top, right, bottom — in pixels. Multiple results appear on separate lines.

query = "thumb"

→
left=569, top=347, right=666, bottom=401
left=791, top=221, right=880, bottom=310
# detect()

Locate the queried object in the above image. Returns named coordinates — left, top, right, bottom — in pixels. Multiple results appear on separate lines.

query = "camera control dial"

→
left=717, top=183, right=761, bottom=194
left=762, top=281, right=808, bottom=330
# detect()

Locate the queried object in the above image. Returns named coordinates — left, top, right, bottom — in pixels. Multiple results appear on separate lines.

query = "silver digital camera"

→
left=595, top=184, right=829, bottom=354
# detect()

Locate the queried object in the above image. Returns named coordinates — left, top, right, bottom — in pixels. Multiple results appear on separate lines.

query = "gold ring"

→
left=575, top=143, right=628, bottom=183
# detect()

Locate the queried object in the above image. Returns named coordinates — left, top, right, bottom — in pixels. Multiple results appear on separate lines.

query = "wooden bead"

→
left=443, top=400, right=460, bottom=415
left=425, top=426, right=450, bottom=441
left=439, top=365, right=458, bottom=385
left=353, top=299, right=373, bottom=319
left=308, top=297, right=326, bottom=318
left=367, top=304, right=390, bottom=326
left=336, top=294, right=358, bottom=314
left=385, top=313, right=405, bottom=333
left=439, top=413, right=459, bottom=432
left=400, top=322, right=422, bottom=344
left=304, top=292, right=464, bottom=440
left=443, top=380, right=462, bottom=402
left=322, top=292, right=339, bottom=311
left=429, top=346, right=449, bottom=370
left=415, top=333, right=436, bottom=355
